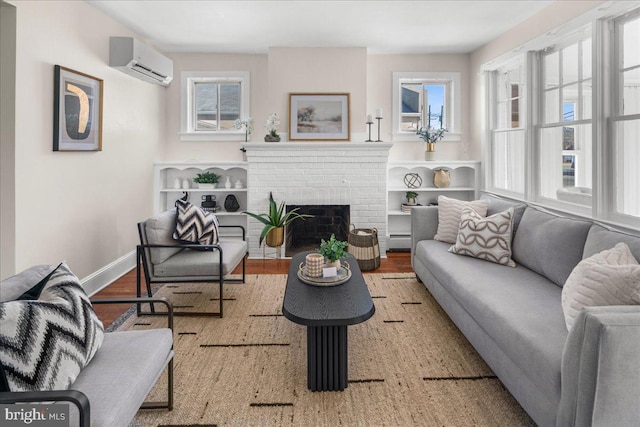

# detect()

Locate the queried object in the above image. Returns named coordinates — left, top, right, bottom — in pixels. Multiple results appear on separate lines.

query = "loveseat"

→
left=0, top=264, right=174, bottom=427
left=411, top=194, right=640, bottom=427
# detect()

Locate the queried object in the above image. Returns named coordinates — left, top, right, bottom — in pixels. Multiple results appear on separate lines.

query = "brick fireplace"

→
left=243, top=142, right=392, bottom=258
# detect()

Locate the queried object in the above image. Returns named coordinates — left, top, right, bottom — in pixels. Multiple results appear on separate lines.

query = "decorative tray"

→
left=297, top=261, right=351, bottom=287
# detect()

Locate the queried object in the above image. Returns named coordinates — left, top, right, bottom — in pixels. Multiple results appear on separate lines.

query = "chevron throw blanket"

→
left=173, top=198, right=219, bottom=245
left=0, top=263, right=104, bottom=392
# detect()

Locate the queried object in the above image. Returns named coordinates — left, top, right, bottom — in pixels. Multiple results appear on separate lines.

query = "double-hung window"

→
left=538, top=33, right=593, bottom=208
left=611, top=10, right=640, bottom=219
left=180, top=71, right=250, bottom=141
left=392, top=72, right=461, bottom=141
left=488, top=58, right=526, bottom=196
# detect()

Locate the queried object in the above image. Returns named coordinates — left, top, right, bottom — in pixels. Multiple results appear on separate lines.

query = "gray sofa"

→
left=411, top=195, right=640, bottom=427
left=0, top=265, right=174, bottom=427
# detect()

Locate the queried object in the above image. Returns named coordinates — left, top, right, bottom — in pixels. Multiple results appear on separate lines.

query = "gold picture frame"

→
left=289, top=93, right=350, bottom=141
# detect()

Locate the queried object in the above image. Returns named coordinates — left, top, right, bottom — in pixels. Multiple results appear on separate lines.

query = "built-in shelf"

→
left=154, top=161, right=249, bottom=238
left=387, top=161, right=480, bottom=250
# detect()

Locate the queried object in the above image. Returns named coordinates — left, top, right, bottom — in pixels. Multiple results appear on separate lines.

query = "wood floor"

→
left=92, top=251, right=413, bottom=328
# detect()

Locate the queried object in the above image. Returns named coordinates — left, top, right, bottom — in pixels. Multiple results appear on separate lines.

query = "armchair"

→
left=137, top=208, right=248, bottom=317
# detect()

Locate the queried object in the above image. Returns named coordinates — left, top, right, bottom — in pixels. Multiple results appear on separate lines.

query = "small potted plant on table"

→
left=319, top=234, right=349, bottom=270
left=193, top=171, right=220, bottom=189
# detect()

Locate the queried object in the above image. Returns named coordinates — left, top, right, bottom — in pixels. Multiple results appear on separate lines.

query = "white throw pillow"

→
left=561, top=243, right=640, bottom=331
left=434, top=196, right=489, bottom=244
left=449, top=207, right=516, bottom=267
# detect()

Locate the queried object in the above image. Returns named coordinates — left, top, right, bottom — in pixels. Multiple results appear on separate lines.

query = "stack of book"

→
left=401, top=203, right=421, bottom=213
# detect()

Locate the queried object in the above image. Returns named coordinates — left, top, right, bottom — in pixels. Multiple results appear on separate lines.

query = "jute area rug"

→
left=114, top=273, right=535, bottom=426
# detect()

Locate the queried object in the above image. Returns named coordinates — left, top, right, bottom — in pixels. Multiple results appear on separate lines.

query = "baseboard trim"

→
left=82, top=250, right=136, bottom=297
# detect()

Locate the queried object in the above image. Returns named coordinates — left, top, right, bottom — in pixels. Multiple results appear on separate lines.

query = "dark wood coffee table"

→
left=282, top=251, right=375, bottom=391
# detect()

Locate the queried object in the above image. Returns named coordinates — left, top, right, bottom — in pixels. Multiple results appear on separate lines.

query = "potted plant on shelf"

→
left=244, top=192, right=311, bottom=247
left=405, top=191, right=418, bottom=206
left=319, top=234, right=349, bottom=270
left=416, top=126, right=448, bottom=160
left=193, top=171, right=220, bottom=189
left=263, top=113, right=281, bottom=142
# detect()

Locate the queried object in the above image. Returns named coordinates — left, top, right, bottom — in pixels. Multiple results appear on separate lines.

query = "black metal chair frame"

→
left=0, top=297, right=174, bottom=427
left=137, top=224, right=247, bottom=318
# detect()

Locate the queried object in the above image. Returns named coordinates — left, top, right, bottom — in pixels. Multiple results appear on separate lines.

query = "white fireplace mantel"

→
left=243, top=141, right=392, bottom=258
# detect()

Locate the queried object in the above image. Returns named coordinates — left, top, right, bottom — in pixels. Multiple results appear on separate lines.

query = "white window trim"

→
left=180, top=71, right=250, bottom=142
left=392, top=71, right=461, bottom=142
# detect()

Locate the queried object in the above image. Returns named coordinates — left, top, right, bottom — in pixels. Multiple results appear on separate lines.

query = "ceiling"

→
left=88, top=0, right=554, bottom=55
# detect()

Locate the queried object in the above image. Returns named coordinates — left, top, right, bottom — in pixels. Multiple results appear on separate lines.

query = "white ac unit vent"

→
left=109, top=37, right=173, bottom=86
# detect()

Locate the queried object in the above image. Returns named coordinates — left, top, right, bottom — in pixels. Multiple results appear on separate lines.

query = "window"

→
left=488, top=58, right=525, bottom=196
left=483, top=5, right=640, bottom=229
left=612, top=11, right=640, bottom=218
left=392, top=72, right=461, bottom=141
left=180, top=71, right=250, bottom=141
left=539, top=35, right=593, bottom=208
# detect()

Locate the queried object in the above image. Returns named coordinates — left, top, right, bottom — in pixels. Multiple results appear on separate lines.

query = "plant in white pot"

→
left=406, top=191, right=418, bottom=206
left=319, top=234, right=349, bottom=270
left=193, top=171, right=220, bottom=189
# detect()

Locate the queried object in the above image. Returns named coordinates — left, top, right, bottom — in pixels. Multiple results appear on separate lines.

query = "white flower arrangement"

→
left=234, top=117, right=254, bottom=141
left=264, top=113, right=280, bottom=138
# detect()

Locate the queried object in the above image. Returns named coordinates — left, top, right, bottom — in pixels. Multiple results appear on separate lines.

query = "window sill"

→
left=180, top=132, right=245, bottom=142
left=392, top=132, right=462, bottom=142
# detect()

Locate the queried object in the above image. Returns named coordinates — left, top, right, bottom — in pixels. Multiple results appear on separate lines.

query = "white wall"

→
left=367, top=54, right=471, bottom=161
left=10, top=1, right=165, bottom=280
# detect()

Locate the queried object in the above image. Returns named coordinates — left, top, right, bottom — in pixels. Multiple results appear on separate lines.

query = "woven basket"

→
left=347, top=225, right=381, bottom=271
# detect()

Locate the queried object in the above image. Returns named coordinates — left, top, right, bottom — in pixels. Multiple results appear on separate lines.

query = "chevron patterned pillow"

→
left=173, top=199, right=219, bottom=246
left=0, top=263, right=104, bottom=392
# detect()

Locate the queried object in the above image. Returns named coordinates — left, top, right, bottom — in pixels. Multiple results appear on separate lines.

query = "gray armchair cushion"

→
left=583, top=224, right=640, bottom=260
left=69, top=329, right=173, bottom=427
left=153, top=240, right=248, bottom=278
left=144, top=209, right=182, bottom=265
left=512, top=208, right=591, bottom=287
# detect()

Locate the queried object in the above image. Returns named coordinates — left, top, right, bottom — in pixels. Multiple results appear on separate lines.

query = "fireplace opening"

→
left=285, top=205, right=350, bottom=257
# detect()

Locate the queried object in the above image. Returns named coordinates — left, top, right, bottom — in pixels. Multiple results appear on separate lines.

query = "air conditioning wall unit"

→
left=109, top=36, right=173, bottom=86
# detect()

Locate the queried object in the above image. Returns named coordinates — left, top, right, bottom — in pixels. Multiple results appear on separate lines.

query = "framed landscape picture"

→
left=289, top=93, right=350, bottom=141
left=53, top=65, right=103, bottom=151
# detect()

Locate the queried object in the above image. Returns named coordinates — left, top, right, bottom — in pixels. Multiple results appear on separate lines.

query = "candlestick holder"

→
left=366, top=121, right=374, bottom=142
left=375, top=117, right=383, bottom=142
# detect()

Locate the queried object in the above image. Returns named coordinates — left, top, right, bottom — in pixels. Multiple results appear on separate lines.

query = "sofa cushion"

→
left=512, top=207, right=592, bottom=287
left=434, top=196, right=489, bottom=244
left=449, top=207, right=516, bottom=267
left=480, top=193, right=527, bottom=233
left=416, top=239, right=567, bottom=406
left=145, top=209, right=182, bottom=265
left=69, top=329, right=173, bottom=427
left=153, top=240, right=248, bottom=278
left=562, top=243, right=640, bottom=330
left=173, top=199, right=219, bottom=246
left=0, top=263, right=104, bottom=392
left=583, top=224, right=640, bottom=261
left=0, top=265, right=58, bottom=303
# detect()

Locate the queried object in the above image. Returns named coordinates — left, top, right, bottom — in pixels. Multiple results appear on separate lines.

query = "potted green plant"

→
left=244, top=192, right=311, bottom=247
left=406, top=191, right=418, bottom=206
left=193, top=171, right=220, bottom=189
left=319, top=234, right=349, bottom=269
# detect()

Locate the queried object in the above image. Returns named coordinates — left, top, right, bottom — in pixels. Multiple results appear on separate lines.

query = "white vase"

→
left=173, top=178, right=181, bottom=189
left=224, top=176, right=232, bottom=189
